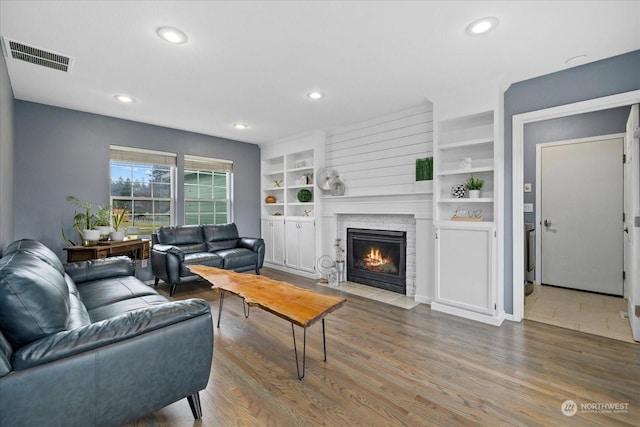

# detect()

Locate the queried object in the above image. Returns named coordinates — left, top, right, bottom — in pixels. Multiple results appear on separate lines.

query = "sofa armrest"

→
left=152, top=244, right=185, bottom=262
left=12, top=299, right=210, bottom=371
left=238, top=237, right=264, bottom=252
left=64, top=256, right=134, bottom=284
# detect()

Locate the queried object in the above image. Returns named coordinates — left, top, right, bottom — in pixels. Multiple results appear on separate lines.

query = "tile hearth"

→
left=317, top=280, right=420, bottom=310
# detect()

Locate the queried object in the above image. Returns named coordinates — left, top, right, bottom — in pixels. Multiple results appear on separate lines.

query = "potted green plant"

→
left=65, top=196, right=101, bottom=246
left=94, top=205, right=112, bottom=241
left=464, top=175, right=484, bottom=198
left=110, top=207, right=128, bottom=241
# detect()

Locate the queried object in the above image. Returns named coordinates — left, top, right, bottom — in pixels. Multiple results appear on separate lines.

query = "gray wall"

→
left=504, top=49, right=640, bottom=314
left=14, top=101, right=261, bottom=262
left=523, top=106, right=631, bottom=224
left=0, top=54, right=14, bottom=253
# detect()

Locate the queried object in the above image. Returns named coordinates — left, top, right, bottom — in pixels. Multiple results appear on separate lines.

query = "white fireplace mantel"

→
left=320, top=190, right=434, bottom=303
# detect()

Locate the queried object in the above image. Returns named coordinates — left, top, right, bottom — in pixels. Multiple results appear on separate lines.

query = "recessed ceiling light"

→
left=114, top=94, right=135, bottom=103
left=306, top=91, right=325, bottom=100
left=233, top=123, right=248, bottom=130
left=465, top=17, right=499, bottom=36
left=156, top=26, right=188, bottom=44
left=565, top=54, right=587, bottom=66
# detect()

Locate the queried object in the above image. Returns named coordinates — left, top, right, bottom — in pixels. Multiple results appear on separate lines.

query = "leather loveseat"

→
left=0, top=239, right=213, bottom=427
left=151, top=223, right=265, bottom=296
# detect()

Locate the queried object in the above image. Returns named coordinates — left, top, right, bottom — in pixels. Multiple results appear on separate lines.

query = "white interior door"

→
left=624, top=104, right=640, bottom=341
left=539, top=137, right=624, bottom=295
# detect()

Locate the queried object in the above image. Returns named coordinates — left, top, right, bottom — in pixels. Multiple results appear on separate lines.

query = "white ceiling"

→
left=1, top=1, right=638, bottom=145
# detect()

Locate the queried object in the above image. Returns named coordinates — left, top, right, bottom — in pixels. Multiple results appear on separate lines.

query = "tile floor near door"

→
left=525, top=284, right=635, bottom=343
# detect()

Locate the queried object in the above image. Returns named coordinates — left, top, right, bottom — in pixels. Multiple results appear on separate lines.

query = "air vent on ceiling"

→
left=2, top=37, right=72, bottom=72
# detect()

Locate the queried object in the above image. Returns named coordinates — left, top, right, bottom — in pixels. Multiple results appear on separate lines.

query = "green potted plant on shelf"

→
left=64, top=196, right=101, bottom=246
left=110, top=207, right=128, bottom=241
left=464, top=175, right=484, bottom=199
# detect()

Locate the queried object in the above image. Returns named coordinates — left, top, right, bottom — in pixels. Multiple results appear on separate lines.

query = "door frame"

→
left=535, top=134, right=625, bottom=290
left=512, top=90, right=640, bottom=322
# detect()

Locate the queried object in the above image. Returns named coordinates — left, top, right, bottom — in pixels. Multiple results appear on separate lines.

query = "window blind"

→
left=110, top=145, right=177, bottom=166
left=184, top=154, right=233, bottom=172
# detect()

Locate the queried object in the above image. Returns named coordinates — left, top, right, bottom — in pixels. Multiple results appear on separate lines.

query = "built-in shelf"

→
left=438, top=137, right=493, bottom=150
left=435, top=110, right=496, bottom=222
left=438, top=197, right=494, bottom=203
left=437, top=166, right=494, bottom=176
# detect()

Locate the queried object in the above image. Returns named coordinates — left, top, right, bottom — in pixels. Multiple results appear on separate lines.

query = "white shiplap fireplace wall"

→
left=320, top=103, right=435, bottom=302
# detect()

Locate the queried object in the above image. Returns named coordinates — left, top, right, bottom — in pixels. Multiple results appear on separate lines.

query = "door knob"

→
left=623, top=226, right=629, bottom=234
left=544, top=219, right=552, bottom=227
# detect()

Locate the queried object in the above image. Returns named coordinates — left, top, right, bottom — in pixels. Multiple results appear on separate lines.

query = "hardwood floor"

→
left=125, top=269, right=640, bottom=426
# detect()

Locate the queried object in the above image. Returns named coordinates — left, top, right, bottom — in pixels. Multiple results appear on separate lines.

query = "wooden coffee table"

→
left=188, top=265, right=346, bottom=380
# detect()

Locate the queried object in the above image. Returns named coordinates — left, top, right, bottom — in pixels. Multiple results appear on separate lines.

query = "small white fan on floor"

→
left=316, top=255, right=336, bottom=284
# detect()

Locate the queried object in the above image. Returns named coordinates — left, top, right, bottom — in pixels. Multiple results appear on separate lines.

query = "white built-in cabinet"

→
left=285, top=218, right=316, bottom=273
left=435, top=223, right=496, bottom=315
left=261, top=145, right=318, bottom=276
left=261, top=217, right=285, bottom=266
left=432, top=109, right=502, bottom=325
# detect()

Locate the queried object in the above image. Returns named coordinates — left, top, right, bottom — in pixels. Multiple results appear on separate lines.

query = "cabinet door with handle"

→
left=262, top=218, right=285, bottom=266
left=285, top=219, right=315, bottom=273
left=435, top=224, right=496, bottom=315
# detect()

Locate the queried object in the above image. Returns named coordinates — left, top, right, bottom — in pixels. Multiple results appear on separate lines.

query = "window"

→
left=184, top=155, right=233, bottom=225
left=110, top=146, right=176, bottom=235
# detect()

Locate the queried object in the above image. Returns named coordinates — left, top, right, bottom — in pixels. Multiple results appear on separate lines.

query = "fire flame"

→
left=365, top=248, right=386, bottom=267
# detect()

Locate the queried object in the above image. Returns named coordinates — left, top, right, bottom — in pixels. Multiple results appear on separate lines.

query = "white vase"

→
left=468, top=190, right=481, bottom=199
left=110, top=231, right=125, bottom=241
left=95, top=226, right=111, bottom=241
left=83, top=229, right=101, bottom=246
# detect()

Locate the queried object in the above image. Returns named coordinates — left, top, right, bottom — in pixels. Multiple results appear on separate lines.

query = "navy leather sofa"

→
left=0, top=239, right=213, bottom=427
left=151, top=223, right=265, bottom=296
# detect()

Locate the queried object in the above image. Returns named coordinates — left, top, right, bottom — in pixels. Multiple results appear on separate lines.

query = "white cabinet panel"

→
left=285, top=218, right=316, bottom=273
left=435, top=224, right=496, bottom=315
left=261, top=217, right=285, bottom=266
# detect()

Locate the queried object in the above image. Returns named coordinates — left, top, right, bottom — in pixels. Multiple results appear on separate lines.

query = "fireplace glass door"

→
left=347, top=228, right=406, bottom=294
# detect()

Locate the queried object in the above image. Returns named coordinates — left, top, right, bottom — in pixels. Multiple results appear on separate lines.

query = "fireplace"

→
left=347, top=228, right=407, bottom=294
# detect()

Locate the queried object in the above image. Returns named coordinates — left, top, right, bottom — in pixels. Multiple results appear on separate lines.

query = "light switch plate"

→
left=524, top=203, right=534, bottom=213
left=635, top=216, right=640, bottom=227
left=524, top=183, right=532, bottom=192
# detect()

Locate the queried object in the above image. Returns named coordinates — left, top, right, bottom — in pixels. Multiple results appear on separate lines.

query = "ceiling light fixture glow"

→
left=114, top=94, right=135, bottom=103
left=233, top=123, right=248, bottom=129
left=465, top=17, right=499, bottom=36
left=306, top=91, right=325, bottom=100
left=157, top=26, right=188, bottom=44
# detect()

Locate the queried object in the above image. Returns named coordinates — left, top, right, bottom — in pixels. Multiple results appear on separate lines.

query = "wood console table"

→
left=64, top=239, right=150, bottom=263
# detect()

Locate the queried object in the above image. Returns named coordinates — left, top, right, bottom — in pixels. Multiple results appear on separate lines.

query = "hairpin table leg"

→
left=291, top=324, right=307, bottom=380
left=217, top=290, right=225, bottom=328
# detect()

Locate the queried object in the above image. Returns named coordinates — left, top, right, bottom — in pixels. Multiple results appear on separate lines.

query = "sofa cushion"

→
left=78, top=276, right=158, bottom=311
left=216, top=248, right=258, bottom=270
left=3, top=239, right=65, bottom=276
left=180, top=252, right=223, bottom=276
left=67, top=292, right=91, bottom=330
left=88, top=294, right=170, bottom=322
left=157, top=225, right=204, bottom=246
left=203, top=223, right=240, bottom=252
left=174, top=242, right=208, bottom=255
left=0, top=331, right=12, bottom=378
left=0, top=253, right=70, bottom=349
left=64, top=256, right=134, bottom=284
